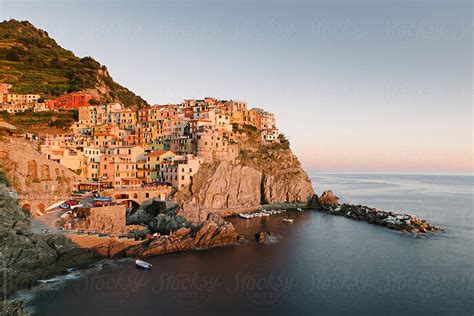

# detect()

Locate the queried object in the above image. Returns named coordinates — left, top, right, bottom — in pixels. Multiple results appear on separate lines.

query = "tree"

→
left=6, top=48, right=21, bottom=61
left=88, top=99, right=100, bottom=105
left=50, top=57, right=62, bottom=68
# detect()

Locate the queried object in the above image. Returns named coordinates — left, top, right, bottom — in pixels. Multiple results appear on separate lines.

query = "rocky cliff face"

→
left=0, top=184, right=94, bottom=297
left=176, top=136, right=314, bottom=221
left=65, top=212, right=240, bottom=259
left=125, top=213, right=240, bottom=258
left=0, top=137, right=81, bottom=215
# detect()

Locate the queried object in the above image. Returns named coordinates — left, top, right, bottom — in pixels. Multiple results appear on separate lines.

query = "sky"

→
left=1, top=0, right=472, bottom=174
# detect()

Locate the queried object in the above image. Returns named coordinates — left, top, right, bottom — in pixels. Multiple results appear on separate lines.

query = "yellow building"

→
left=118, top=108, right=137, bottom=130
left=146, top=150, right=175, bottom=182
left=230, top=110, right=243, bottom=127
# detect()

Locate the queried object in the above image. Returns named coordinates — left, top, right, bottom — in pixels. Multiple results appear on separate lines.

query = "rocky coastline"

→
left=0, top=184, right=97, bottom=313
left=0, top=187, right=444, bottom=313
left=311, top=190, right=442, bottom=234
left=65, top=200, right=243, bottom=259
left=126, top=213, right=241, bottom=258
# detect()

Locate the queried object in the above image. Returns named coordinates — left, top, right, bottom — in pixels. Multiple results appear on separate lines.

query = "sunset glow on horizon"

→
left=2, top=0, right=472, bottom=174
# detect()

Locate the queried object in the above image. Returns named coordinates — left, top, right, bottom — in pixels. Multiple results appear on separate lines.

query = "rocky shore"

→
left=0, top=167, right=441, bottom=311
left=67, top=200, right=243, bottom=259
left=126, top=213, right=241, bottom=258
left=0, top=184, right=97, bottom=308
left=312, top=191, right=442, bottom=234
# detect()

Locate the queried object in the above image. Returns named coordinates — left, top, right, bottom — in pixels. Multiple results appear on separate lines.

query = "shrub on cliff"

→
left=0, top=170, right=10, bottom=186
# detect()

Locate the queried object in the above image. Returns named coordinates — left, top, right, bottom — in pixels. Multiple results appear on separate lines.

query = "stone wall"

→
left=0, top=138, right=82, bottom=216
left=73, top=205, right=129, bottom=234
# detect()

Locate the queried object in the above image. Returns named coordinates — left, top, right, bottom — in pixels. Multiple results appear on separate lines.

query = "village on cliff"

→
left=0, top=83, right=283, bottom=212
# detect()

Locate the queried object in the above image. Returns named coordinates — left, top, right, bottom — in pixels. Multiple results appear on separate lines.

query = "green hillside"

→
left=0, top=19, right=148, bottom=108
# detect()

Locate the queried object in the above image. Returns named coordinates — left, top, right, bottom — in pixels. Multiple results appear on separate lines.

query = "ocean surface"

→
left=22, top=173, right=473, bottom=315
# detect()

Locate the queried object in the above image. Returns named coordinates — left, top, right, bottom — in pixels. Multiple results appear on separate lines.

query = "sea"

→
left=20, top=173, right=474, bottom=315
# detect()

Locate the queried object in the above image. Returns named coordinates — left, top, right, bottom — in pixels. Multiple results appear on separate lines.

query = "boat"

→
left=283, top=218, right=294, bottom=223
left=93, top=196, right=113, bottom=207
left=135, top=259, right=152, bottom=270
left=297, top=207, right=303, bottom=212
left=239, top=213, right=252, bottom=219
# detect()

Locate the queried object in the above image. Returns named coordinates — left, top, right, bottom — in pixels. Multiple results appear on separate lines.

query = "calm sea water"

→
left=24, top=173, right=473, bottom=315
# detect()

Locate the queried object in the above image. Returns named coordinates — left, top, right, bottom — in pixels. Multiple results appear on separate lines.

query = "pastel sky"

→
left=1, top=0, right=472, bottom=173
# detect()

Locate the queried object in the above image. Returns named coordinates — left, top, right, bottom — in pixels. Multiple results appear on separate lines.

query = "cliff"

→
left=0, top=137, right=81, bottom=216
left=176, top=127, right=314, bottom=221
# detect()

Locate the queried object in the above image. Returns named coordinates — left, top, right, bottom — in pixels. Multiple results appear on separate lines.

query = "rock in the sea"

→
left=313, top=201, right=441, bottom=234
left=127, top=216, right=240, bottom=258
left=319, top=190, right=339, bottom=206
left=255, top=231, right=271, bottom=243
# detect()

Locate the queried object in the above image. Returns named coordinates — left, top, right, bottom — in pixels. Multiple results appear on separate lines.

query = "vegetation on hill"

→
left=234, top=124, right=293, bottom=174
left=0, top=110, right=76, bottom=133
left=0, top=19, right=148, bottom=109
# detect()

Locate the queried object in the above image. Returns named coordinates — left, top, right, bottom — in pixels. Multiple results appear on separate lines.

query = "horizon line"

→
left=307, top=170, right=473, bottom=176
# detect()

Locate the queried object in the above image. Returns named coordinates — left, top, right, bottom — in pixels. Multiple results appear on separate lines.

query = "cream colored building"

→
left=60, top=148, right=84, bottom=171
left=162, top=155, right=203, bottom=189
left=4, top=93, right=40, bottom=104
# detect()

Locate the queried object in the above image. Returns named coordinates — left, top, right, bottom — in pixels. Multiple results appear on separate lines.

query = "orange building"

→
left=45, top=99, right=56, bottom=109
left=54, top=92, right=92, bottom=109
left=0, top=83, right=12, bottom=95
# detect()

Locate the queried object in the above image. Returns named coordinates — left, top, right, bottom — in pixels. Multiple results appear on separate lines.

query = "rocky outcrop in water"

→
left=310, top=192, right=441, bottom=234
left=255, top=231, right=271, bottom=243
left=319, top=190, right=339, bottom=205
left=68, top=205, right=241, bottom=259
left=125, top=213, right=241, bottom=258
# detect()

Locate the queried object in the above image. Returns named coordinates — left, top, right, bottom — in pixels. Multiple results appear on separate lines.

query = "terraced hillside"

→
left=0, top=19, right=148, bottom=109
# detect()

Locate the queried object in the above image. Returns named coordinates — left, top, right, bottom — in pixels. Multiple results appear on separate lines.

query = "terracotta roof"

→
left=94, top=133, right=116, bottom=137
left=148, top=150, right=173, bottom=157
